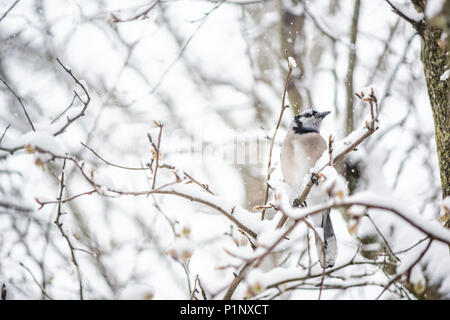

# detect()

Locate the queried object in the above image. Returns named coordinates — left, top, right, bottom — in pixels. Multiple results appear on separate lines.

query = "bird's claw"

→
left=292, top=198, right=307, bottom=208
left=311, top=172, right=319, bottom=186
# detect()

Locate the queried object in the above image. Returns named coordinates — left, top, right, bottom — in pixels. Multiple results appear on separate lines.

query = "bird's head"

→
left=292, top=109, right=331, bottom=134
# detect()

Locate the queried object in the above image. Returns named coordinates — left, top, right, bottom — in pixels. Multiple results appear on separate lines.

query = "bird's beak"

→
left=316, top=111, right=331, bottom=119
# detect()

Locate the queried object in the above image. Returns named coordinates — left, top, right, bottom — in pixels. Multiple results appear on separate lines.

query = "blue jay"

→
left=280, top=109, right=337, bottom=269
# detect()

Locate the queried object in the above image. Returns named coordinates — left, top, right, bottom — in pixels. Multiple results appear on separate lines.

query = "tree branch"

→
left=0, top=77, right=35, bottom=131
left=261, top=57, right=294, bottom=220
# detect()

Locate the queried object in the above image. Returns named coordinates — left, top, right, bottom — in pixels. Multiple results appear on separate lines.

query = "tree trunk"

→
left=414, top=0, right=450, bottom=199
left=343, top=0, right=362, bottom=195
left=410, top=0, right=450, bottom=300
left=345, top=0, right=361, bottom=135
left=280, top=1, right=305, bottom=115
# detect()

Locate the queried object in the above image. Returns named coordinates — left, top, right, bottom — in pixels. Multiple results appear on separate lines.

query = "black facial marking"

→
left=293, top=126, right=319, bottom=134
left=293, top=113, right=319, bottom=134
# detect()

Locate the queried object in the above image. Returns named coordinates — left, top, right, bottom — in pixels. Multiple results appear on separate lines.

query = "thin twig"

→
left=36, top=189, right=97, bottom=209
left=19, top=262, right=53, bottom=300
left=0, top=200, right=33, bottom=213
left=0, top=77, right=35, bottom=131
left=0, top=124, right=11, bottom=145
left=261, top=58, right=294, bottom=220
left=54, top=58, right=91, bottom=136
left=160, top=164, right=214, bottom=195
left=111, top=0, right=160, bottom=23
left=0, top=0, right=20, bottom=23
left=392, top=237, right=429, bottom=255
left=150, top=11, right=207, bottom=94
left=365, top=213, right=401, bottom=262
left=385, top=0, right=424, bottom=33
left=51, top=94, right=78, bottom=124
left=149, top=124, right=163, bottom=190
left=81, top=142, right=148, bottom=171
left=181, top=262, right=192, bottom=297
left=376, top=239, right=432, bottom=299
left=303, top=4, right=355, bottom=50
left=54, top=158, right=84, bottom=300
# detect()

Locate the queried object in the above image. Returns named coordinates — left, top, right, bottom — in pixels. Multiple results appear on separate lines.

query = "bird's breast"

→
left=281, top=132, right=327, bottom=192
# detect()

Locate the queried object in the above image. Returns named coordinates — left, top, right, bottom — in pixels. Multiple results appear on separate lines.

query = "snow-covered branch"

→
left=0, top=59, right=91, bottom=155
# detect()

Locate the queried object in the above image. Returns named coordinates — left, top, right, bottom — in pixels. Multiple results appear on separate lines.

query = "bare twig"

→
left=181, top=262, right=192, bottom=298
left=36, top=189, right=97, bottom=209
left=187, top=0, right=226, bottom=23
left=365, top=213, right=401, bottom=262
left=81, top=142, right=148, bottom=171
left=385, top=0, right=424, bottom=33
left=367, top=18, right=401, bottom=85
left=0, top=200, right=33, bottom=213
left=149, top=5, right=211, bottom=95
left=160, top=164, right=214, bottom=195
left=148, top=123, right=164, bottom=189
left=191, top=274, right=207, bottom=300
left=0, top=124, right=10, bottom=145
left=111, top=0, right=160, bottom=23
left=261, top=57, right=294, bottom=220
left=0, top=77, right=35, bottom=131
left=54, top=58, right=91, bottom=136
left=50, top=94, right=78, bottom=124
left=19, top=262, right=53, bottom=300
left=0, top=0, right=20, bottom=23
left=54, top=158, right=84, bottom=300
left=376, top=239, right=432, bottom=299
left=391, top=237, right=429, bottom=255
left=303, top=4, right=355, bottom=50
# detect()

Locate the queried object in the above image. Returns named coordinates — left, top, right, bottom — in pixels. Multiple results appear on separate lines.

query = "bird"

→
left=280, top=108, right=337, bottom=269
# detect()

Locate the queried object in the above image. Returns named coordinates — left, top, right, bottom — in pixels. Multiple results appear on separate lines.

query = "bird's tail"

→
left=314, top=209, right=338, bottom=269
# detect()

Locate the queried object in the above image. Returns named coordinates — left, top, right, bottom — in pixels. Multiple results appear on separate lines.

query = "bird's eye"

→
left=304, top=113, right=312, bottom=118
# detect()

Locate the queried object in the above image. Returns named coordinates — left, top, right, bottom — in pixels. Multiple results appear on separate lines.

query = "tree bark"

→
left=413, top=0, right=450, bottom=199
left=345, top=0, right=361, bottom=135
left=409, top=0, right=450, bottom=300
left=280, top=1, right=305, bottom=115
left=343, top=0, right=362, bottom=194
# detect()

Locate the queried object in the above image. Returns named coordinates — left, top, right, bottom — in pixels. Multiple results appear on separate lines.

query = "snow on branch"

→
left=276, top=193, right=450, bottom=246
left=0, top=58, right=91, bottom=155
left=385, top=0, right=425, bottom=33
left=32, top=138, right=262, bottom=241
